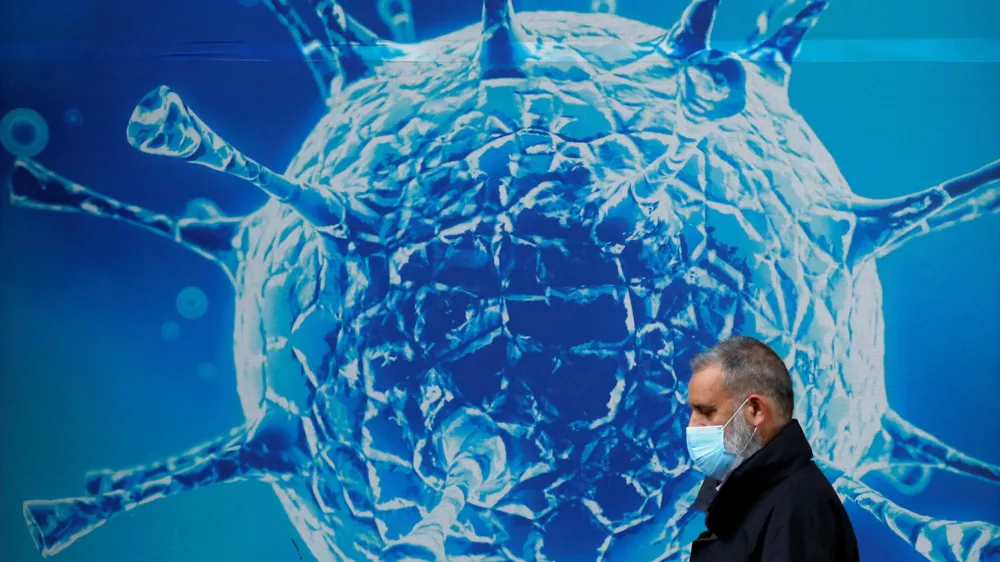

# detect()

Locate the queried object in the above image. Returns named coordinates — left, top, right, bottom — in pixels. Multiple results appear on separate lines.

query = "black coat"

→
left=689, top=420, right=859, bottom=562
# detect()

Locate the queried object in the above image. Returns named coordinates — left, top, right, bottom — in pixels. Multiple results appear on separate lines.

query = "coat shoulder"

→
left=769, top=461, right=847, bottom=520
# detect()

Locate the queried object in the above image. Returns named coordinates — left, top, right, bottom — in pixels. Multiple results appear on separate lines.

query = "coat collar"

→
left=701, top=419, right=814, bottom=535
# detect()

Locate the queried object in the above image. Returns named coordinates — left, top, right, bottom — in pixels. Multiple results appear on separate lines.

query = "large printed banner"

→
left=2, top=0, right=999, bottom=561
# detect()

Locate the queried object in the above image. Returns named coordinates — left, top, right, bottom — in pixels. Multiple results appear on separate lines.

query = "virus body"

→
left=9, top=0, right=1000, bottom=561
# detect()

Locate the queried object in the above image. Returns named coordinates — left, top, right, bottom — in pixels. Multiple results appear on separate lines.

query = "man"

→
left=685, top=336, right=859, bottom=562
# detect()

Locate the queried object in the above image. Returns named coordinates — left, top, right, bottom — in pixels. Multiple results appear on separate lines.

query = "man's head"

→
left=687, top=336, right=794, bottom=459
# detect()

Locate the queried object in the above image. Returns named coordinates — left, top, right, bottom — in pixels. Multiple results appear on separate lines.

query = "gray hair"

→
left=690, top=336, right=794, bottom=422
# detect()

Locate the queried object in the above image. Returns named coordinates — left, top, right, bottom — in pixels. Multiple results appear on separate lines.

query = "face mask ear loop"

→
left=723, top=397, right=758, bottom=457
left=723, top=396, right=752, bottom=430
left=736, top=425, right=759, bottom=457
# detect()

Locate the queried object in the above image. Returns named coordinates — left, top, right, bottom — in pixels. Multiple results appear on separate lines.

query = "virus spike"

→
left=846, top=158, right=1000, bottom=263
left=310, top=0, right=381, bottom=44
left=382, top=409, right=509, bottom=561
left=745, top=0, right=790, bottom=45
left=747, top=0, right=829, bottom=65
left=381, top=459, right=477, bottom=561
left=375, top=0, right=416, bottom=42
left=8, top=159, right=240, bottom=282
left=594, top=52, right=747, bottom=248
left=635, top=52, right=747, bottom=193
left=832, top=476, right=1000, bottom=562
left=23, top=415, right=308, bottom=557
left=477, top=0, right=530, bottom=79
left=590, top=0, right=617, bottom=13
left=309, top=0, right=395, bottom=87
left=657, top=0, right=721, bottom=58
left=859, top=410, right=1000, bottom=486
left=125, top=85, right=380, bottom=240
left=259, top=0, right=339, bottom=98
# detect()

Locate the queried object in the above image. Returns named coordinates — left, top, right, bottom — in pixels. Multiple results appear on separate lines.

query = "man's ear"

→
left=746, top=394, right=768, bottom=426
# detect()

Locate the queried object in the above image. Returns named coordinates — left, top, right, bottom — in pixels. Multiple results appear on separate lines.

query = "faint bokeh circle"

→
left=1, top=108, right=50, bottom=158
left=64, top=108, right=84, bottom=127
left=176, top=286, right=210, bottom=319
left=160, top=321, right=180, bottom=341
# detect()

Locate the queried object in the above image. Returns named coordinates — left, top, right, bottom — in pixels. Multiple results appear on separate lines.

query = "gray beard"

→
left=724, top=409, right=763, bottom=464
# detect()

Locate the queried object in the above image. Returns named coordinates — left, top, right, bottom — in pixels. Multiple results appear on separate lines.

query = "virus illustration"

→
left=8, top=0, right=1000, bottom=561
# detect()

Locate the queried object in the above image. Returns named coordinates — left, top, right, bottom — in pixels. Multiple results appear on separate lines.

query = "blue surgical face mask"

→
left=686, top=397, right=757, bottom=480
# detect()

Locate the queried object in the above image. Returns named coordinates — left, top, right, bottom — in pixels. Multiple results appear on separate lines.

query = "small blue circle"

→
left=176, top=286, right=209, bottom=319
left=64, top=108, right=84, bottom=127
left=0, top=108, right=50, bottom=158
left=161, top=321, right=180, bottom=341
left=196, top=362, right=217, bottom=381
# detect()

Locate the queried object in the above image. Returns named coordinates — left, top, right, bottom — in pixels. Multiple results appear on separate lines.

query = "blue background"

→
left=1, top=0, right=999, bottom=561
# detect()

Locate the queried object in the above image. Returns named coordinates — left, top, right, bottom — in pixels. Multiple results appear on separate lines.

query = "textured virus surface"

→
left=9, top=0, right=1000, bottom=561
